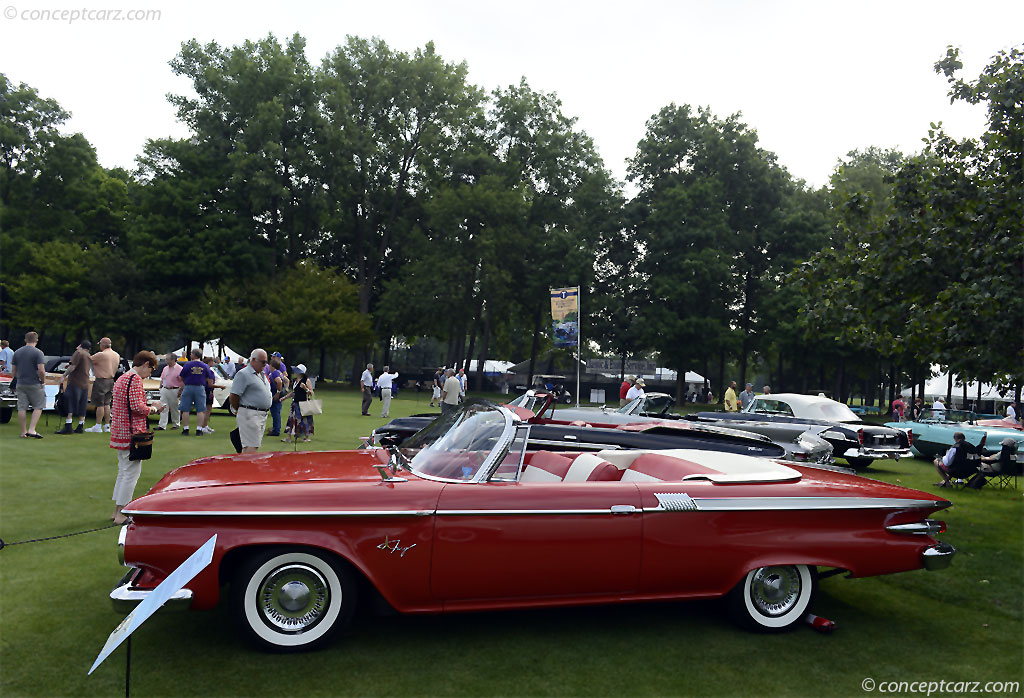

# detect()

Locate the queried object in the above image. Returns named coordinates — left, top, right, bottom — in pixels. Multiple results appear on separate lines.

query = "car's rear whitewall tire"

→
left=728, top=564, right=815, bottom=632
left=231, top=549, right=356, bottom=652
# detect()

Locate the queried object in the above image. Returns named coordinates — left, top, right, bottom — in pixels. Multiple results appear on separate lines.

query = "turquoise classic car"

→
left=885, top=410, right=1024, bottom=459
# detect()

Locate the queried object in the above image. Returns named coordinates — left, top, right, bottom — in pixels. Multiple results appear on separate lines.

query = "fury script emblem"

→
left=377, top=535, right=416, bottom=558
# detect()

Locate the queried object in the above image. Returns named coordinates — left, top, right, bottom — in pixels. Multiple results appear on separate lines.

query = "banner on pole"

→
left=549, top=287, right=579, bottom=348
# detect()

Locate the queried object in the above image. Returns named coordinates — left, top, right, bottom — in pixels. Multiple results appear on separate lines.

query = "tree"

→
left=796, top=46, right=1024, bottom=397
left=627, top=104, right=795, bottom=397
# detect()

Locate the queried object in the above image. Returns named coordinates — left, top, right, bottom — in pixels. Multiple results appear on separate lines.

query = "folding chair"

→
left=981, top=439, right=1021, bottom=490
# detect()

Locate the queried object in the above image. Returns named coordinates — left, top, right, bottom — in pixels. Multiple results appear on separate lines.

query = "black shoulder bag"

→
left=127, top=374, right=154, bottom=461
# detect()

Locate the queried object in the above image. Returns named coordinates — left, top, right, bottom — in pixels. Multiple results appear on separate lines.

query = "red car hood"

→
left=148, top=448, right=391, bottom=493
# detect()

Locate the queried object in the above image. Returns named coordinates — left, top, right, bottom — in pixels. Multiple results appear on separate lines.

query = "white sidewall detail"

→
left=242, top=552, right=343, bottom=647
left=741, top=565, right=812, bottom=629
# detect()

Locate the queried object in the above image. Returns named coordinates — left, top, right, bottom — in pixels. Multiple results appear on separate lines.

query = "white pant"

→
left=381, top=388, right=392, bottom=417
left=158, top=386, right=181, bottom=428
left=237, top=406, right=268, bottom=448
left=112, top=448, right=142, bottom=506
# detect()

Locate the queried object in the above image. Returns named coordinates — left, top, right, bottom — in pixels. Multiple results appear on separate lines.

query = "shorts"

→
left=432, top=386, right=441, bottom=399
left=16, top=384, right=46, bottom=411
left=65, top=384, right=89, bottom=416
left=237, top=406, right=268, bottom=448
left=179, top=384, right=207, bottom=413
left=91, top=377, right=114, bottom=406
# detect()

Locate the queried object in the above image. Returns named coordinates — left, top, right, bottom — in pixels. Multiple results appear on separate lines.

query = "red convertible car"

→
left=113, top=402, right=955, bottom=651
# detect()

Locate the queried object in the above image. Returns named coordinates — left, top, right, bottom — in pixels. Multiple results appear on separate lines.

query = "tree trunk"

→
left=527, top=301, right=543, bottom=389
left=946, top=371, right=953, bottom=407
left=717, top=353, right=725, bottom=407
left=474, top=305, right=491, bottom=392
left=319, top=346, right=326, bottom=379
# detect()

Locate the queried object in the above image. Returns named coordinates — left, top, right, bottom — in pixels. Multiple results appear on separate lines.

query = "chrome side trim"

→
left=120, top=509, right=435, bottom=517
left=437, top=509, right=616, bottom=516
left=887, top=520, right=944, bottom=535
left=645, top=496, right=945, bottom=512
left=922, top=543, right=956, bottom=571
left=111, top=582, right=193, bottom=613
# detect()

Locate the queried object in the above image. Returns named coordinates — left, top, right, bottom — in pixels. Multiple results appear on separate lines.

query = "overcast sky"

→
left=2, top=0, right=1021, bottom=189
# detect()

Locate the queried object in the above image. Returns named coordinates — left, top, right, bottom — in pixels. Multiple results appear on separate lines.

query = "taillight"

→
left=907, top=430, right=914, bottom=446
left=857, top=428, right=864, bottom=445
left=936, top=520, right=946, bottom=534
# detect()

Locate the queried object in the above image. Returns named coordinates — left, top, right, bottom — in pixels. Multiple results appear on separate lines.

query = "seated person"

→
left=933, top=431, right=976, bottom=487
left=979, top=437, right=1020, bottom=474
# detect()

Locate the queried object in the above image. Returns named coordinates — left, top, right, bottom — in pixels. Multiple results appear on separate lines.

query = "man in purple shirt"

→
left=177, top=348, right=214, bottom=436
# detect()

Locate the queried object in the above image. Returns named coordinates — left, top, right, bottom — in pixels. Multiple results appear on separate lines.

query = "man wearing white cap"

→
left=229, top=348, right=272, bottom=452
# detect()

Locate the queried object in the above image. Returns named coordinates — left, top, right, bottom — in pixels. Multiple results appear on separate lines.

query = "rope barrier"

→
left=0, top=522, right=120, bottom=551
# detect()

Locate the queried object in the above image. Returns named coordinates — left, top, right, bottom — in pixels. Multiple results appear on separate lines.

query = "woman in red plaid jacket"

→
left=109, top=351, right=165, bottom=524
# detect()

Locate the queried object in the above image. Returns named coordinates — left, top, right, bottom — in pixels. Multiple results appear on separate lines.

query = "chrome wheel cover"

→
left=256, top=563, right=331, bottom=633
left=748, top=566, right=801, bottom=617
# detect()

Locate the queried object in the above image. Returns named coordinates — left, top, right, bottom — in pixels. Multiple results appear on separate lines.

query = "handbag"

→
left=54, top=386, right=68, bottom=417
left=126, top=375, right=154, bottom=461
left=299, top=399, right=323, bottom=416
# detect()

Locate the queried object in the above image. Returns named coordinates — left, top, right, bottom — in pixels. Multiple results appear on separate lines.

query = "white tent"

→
left=466, top=359, right=516, bottom=375
left=900, top=372, right=1015, bottom=404
left=175, top=338, right=245, bottom=363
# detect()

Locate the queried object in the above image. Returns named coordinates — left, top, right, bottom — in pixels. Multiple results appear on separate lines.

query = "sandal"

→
left=27, top=432, right=43, bottom=439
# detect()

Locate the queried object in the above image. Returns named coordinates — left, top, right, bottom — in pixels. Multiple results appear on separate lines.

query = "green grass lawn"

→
left=1, top=389, right=1021, bottom=697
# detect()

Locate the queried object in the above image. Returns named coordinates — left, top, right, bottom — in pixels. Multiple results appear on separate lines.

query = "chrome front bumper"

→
left=110, top=569, right=193, bottom=613
left=922, top=543, right=956, bottom=571
left=843, top=447, right=914, bottom=460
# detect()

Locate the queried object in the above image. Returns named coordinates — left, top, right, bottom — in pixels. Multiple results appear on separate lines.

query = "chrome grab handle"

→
left=610, top=505, right=636, bottom=515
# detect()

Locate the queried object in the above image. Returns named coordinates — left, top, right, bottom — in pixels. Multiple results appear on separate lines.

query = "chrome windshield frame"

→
left=408, top=403, right=521, bottom=484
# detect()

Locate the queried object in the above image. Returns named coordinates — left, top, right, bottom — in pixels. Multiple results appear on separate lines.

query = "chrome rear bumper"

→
left=843, top=447, right=914, bottom=459
left=110, top=569, right=193, bottom=613
left=922, top=543, right=956, bottom=571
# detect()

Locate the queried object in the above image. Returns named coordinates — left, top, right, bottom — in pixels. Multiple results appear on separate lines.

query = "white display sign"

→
left=89, top=534, right=217, bottom=675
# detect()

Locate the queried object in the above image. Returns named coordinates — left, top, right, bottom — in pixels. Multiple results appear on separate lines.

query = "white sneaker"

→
left=103, top=424, right=111, bottom=432
left=204, top=426, right=215, bottom=433
left=84, top=424, right=104, bottom=433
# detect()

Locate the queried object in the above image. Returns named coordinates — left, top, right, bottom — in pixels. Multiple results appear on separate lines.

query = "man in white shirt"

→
left=360, top=363, right=374, bottom=416
left=933, top=397, right=947, bottom=412
left=625, top=378, right=646, bottom=402
left=1007, top=403, right=1018, bottom=422
left=377, top=366, right=399, bottom=418
left=440, top=369, right=461, bottom=415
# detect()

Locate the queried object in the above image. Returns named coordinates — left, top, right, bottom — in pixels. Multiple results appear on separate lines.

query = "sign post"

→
left=89, top=534, right=218, bottom=693
left=550, top=287, right=581, bottom=406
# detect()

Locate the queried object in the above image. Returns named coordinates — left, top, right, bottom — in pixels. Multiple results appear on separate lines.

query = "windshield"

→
left=507, top=391, right=553, bottom=418
left=919, top=409, right=971, bottom=423
left=616, top=396, right=643, bottom=415
left=403, top=402, right=514, bottom=482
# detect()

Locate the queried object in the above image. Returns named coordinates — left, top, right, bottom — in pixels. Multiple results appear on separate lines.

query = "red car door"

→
left=430, top=482, right=642, bottom=605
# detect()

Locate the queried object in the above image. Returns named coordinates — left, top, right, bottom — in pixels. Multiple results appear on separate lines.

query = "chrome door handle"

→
left=610, top=505, right=636, bottom=515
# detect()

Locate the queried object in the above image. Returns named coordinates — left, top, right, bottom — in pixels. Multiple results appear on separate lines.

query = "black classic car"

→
left=507, top=391, right=834, bottom=464
left=369, top=401, right=844, bottom=469
left=689, top=393, right=913, bottom=468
